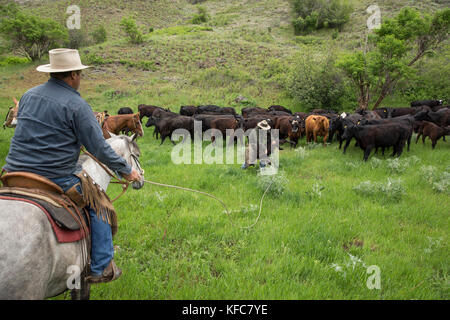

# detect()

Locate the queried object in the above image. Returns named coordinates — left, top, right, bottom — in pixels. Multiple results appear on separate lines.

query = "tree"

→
left=0, top=3, right=68, bottom=61
left=337, top=7, right=450, bottom=110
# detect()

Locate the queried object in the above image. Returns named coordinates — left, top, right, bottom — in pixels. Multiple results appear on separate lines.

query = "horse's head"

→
left=3, top=97, right=19, bottom=129
left=108, top=133, right=145, bottom=190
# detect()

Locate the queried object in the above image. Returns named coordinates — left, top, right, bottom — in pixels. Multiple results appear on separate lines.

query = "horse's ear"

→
left=108, top=131, right=117, bottom=138
left=131, top=133, right=138, bottom=142
left=13, top=97, right=18, bottom=106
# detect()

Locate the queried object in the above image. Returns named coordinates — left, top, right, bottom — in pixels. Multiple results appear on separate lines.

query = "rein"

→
left=80, top=147, right=130, bottom=203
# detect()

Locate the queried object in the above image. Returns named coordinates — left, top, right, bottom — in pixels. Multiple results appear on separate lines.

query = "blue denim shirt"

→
left=3, top=77, right=132, bottom=178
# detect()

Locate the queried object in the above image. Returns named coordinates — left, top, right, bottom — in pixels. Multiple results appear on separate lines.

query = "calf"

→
left=416, top=121, right=450, bottom=149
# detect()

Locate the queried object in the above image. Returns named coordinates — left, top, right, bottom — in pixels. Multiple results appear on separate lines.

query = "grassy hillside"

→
left=0, top=0, right=449, bottom=300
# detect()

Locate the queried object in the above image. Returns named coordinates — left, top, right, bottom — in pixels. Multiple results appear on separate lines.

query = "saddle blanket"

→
left=0, top=194, right=89, bottom=243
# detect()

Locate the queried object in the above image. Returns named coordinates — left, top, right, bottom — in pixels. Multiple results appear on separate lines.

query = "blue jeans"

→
left=50, top=175, right=114, bottom=276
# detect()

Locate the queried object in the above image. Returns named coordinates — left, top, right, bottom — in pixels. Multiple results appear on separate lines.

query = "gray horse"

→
left=0, top=134, right=144, bottom=299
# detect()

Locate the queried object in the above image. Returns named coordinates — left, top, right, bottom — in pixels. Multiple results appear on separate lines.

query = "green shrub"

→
left=291, top=0, right=352, bottom=35
left=191, top=6, right=209, bottom=24
left=91, top=25, right=107, bottom=44
left=120, top=17, right=143, bottom=44
left=285, top=51, right=353, bottom=111
left=0, top=55, right=30, bottom=66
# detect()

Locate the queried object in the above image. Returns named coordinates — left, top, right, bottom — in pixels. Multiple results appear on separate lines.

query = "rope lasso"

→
left=142, top=178, right=273, bottom=230
left=80, top=146, right=273, bottom=229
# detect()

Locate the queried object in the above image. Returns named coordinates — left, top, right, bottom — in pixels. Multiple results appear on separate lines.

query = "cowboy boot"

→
left=87, top=259, right=122, bottom=284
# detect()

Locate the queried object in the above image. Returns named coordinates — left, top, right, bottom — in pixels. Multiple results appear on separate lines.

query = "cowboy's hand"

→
left=122, top=168, right=142, bottom=182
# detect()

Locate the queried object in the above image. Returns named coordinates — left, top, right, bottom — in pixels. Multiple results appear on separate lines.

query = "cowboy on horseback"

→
left=2, top=48, right=142, bottom=284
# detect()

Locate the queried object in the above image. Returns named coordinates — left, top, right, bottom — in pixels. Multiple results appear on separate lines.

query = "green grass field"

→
left=0, top=0, right=449, bottom=300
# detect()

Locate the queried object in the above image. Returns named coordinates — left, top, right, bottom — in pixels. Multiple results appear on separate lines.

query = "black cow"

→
left=411, top=100, right=443, bottom=108
left=241, top=107, right=269, bottom=118
left=414, top=108, right=450, bottom=127
left=118, top=107, right=134, bottom=115
left=145, top=109, right=178, bottom=138
left=373, top=108, right=391, bottom=119
left=195, top=105, right=237, bottom=116
left=312, top=109, right=338, bottom=115
left=342, top=123, right=410, bottom=161
left=209, top=116, right=244, bottom=144
left=339, top=114, right=364, bottom=153
left=138, top=104, right=168, bottom=121
left=180, top=105, right=198, bottom=116
left=268, top=105, right=292, bottom=114
left=148, top=116, right=194, bottom=145
left=274, top=115, right=303, bottom=147
left=194, top=114, right=237, bottom=132
left=358, top=115, right=415, bottom=152
left=243, top=116, right=275, bottom=131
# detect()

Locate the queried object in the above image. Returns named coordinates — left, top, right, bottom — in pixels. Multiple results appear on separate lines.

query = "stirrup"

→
left=86, top=259, right=122, bottom=284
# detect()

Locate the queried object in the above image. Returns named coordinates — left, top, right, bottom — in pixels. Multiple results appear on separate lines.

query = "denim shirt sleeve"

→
left=72, top=101, right=132, bottom=175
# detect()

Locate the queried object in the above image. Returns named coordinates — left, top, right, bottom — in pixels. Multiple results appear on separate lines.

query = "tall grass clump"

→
left=256, top=171, right=289, bottom=197
left=420, top=166, right=450, bottom=194
left=353, top=178, right=406, bottom=201
left=91, top=25, right=107, bottom=44
left=191, top=6, right=209, bottom=24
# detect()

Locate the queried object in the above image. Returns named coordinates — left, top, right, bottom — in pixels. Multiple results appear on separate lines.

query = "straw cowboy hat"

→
left=257, top=120, right=271, bottom=131
left=36, top=48, right=90, bottom=73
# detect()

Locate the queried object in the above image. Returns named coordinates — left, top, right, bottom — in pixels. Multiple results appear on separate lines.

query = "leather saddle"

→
left=0, top=171, right=89, bottom=232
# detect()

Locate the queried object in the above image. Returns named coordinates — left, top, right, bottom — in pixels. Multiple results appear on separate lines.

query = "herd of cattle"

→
left=112, top=99, right=449, bottom=162
left=3, top=97, right=449, bottom=162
